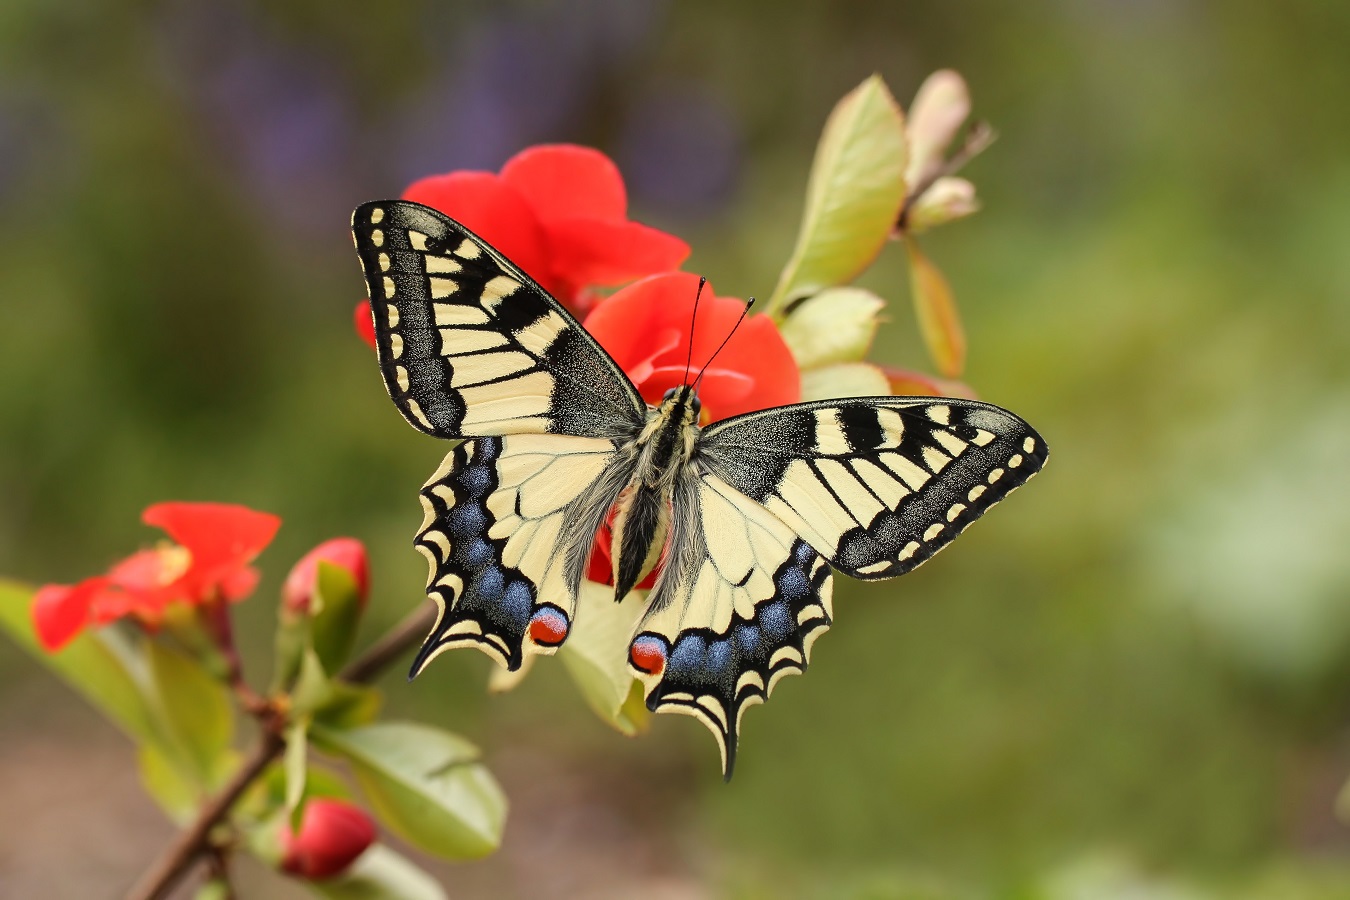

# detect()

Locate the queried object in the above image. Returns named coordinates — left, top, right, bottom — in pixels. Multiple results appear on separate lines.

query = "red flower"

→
left=32, top=502, right=281, bottom=652
left=584, top=272, right=801, bottom=423
left=402, top=144, right=689, bottom=316
left=283, top=537, right=370, bottom=614
left=281, top=798, right=377, bottom=880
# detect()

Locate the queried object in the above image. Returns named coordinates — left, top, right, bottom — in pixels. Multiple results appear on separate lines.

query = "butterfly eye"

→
left=690, top=396, right=702, bottom=416
left=662, top=387, right=678, bottom=402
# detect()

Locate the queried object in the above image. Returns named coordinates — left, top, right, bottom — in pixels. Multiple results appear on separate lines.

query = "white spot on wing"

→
left=434, top=303, right=490, bottom=326
left=425, top=256, right=461, bottom=274
left=370, top=207, right=384, bottom=223
left=923, top=523, right=945, bottom=542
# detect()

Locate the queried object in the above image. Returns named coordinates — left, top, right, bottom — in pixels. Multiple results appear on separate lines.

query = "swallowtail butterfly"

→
left=352, top=200, right=1048, bottom=776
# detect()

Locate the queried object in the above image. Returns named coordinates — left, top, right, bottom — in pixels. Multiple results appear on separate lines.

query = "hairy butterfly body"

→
left=352, top=200, right=1048, bottom=776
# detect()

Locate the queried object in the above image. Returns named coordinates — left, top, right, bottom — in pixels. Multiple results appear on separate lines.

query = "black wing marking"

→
left=352, top=200, right=646, bottom=440
left=696, top=397, right=1048, bottom=579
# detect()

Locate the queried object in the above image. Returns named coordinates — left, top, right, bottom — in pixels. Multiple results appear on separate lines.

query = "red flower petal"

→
left=354, top=300, right=376, bottom=349
left=500, top=144, right=628, bottom=223
left=402, top=171, right=553, bottom=291
left=142, top=502, right=280, bottom=604
left=584, top=273, right=800, bottom=422
left=32, top=577, right=108, bottom=652
left=544, top=217, right=690, bottom=288
left=282, top=798, right=377, bottom=880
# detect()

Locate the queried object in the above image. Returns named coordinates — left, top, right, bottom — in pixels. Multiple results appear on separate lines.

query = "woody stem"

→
left=123, top=603, right=437, bottom=900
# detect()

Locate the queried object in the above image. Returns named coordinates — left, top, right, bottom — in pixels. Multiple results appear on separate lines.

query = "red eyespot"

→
left=629, top=635, right=668, bottom=675
left=528, top=607, right=570, bottom=646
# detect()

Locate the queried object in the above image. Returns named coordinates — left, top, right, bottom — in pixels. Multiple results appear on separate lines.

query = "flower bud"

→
left=283, top=538, right=370, bottom=615
left=904, top=69, right=971, bottom=190
left=281, top=798, right=377, bottom=880
left=904, top=177, right=979, bottom=233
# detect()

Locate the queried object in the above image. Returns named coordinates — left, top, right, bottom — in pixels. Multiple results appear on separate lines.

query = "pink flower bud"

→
left=281, top=798, right=376, bottom=880
left=283, top=538, right=370, bottom=614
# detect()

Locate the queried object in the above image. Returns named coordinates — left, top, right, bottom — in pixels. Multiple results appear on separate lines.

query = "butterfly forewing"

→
left=696, top=398, right=1048, bottom=579
left=352, top=201, right=645, bottom=439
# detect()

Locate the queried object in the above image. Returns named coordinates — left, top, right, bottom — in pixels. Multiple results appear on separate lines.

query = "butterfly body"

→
left=352, top=200, right=1048, bottom=776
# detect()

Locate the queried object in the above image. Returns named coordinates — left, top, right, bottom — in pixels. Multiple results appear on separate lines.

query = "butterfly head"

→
left=660, top=384, right=702, bottom=426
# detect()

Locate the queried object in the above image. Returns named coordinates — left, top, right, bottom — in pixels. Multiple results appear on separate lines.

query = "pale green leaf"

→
left=486, top=652, right=535, bottom=694
left=769, top=74, right=908, bottom=312
left=311, top=561, right=363, bottom=673
left=285, top=721, right=308, bottom=828
left=138, top=742, right=202, bottom=824
left=312, top=683, right=383, bottom=730
left=800, top=362, right=891, bottom=401
left=311, top=844, right=448, bottom=900
left=0, top=579, right=162, bottom=745
left=312, top=721, right=506, bottom=860
left=194, top=881, right=230, bottom=900
left=147, top=641, right=235, bottom=786
left=779, top=287, right=886, bottom=369
left=558, top=581, right=650, bottom=736
left=291, top=647, right=335, bottom=715
left=906, top=237, right=967, bottom=378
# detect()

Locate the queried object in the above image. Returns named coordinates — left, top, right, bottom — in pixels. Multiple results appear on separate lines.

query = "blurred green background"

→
left=3, top=1, right=1349, bottom=897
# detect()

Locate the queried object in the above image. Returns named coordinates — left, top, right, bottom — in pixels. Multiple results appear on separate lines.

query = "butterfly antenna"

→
left=693, top=297, right=755, bottom=390
left=682, top=276, right=707, bottom=386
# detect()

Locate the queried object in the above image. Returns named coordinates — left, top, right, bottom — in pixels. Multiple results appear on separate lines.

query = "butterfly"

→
left=352, top=200, right=1048, bottom=777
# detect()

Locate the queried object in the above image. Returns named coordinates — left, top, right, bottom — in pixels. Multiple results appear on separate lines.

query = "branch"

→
left=124, top=603, right=437, bottom=900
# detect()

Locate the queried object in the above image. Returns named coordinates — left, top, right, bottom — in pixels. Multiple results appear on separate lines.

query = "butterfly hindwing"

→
left=630, top=471, right=834, bottom=777
left=411, top=433, right=633, bottom=674
left=352, top=200, right=646, bottom=440
left=697, top=398, right=1048, bottom=579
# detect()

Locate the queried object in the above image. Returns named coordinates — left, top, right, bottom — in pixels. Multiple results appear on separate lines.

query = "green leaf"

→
left=138, top=742, right=202, bottom=824
left=312, top=682, right=384, bottom=729
left=285, top=721, right=308, bottom=828
left=779, top=287, right=886, bottom=370
left=311, top=844, right=448, bottom=900
left=906, top=237, right=967, bottom=379
left=312, top=721, right=506, bottom=860
left=800, top=362, right=891, bottom=402
left=311, top=561, right=363, bottom=673
left=558, top=581, right=650, bottom=736
left=147, top=640, right=235, bottom=785
left=291, top=647, right=336, bottom=716
left=290, top=646, right=382, bottom=728
left=194, top=880, right=231, bottom=900
left=768, top=74, right=907, bottom=313
left=0, top=579, right=161, bottom=745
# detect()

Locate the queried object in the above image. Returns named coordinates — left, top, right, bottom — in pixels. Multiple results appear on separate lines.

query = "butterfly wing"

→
left=411, top=433, right=636, bottom=674
left=696, top=397, right=1048, bottom=578
left=629, top=471, right=834, bottom=778
left=352, top=200, right=646, bottom=439
left=351, top=200, right=647, bottom=673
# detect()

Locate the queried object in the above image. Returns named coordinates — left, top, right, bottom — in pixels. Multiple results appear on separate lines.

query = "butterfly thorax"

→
left=609, top=385, right=702, bottom=601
